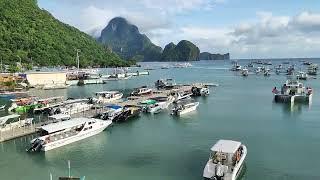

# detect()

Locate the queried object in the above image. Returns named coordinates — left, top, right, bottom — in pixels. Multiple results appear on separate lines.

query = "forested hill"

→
left=0, top=0, right=129, bottom=67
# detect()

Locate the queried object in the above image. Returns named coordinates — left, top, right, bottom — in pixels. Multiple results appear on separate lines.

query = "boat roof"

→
left=48, top=114, right=71, bottom=120
left=40, top=118, right=92, bottom=133
left=63, top=99, right=88, bottom=104
left=140, top=99, right=157, bottom=105
left=95, top=91, right=120, bottom=95
left=210, top=140, right=241, bottom=154
left=38, top=96, right=64, bottom=102
left=0, top=114, right=20, bottom=124
left=106, top=105, right=122, bottom=110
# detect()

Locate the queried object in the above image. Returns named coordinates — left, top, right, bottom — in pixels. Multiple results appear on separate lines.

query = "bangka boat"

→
left=94, top=91, right=123, bottom=104
left=203, top=139, right=247, bottom=180
left=58, top=99, right=93, bottom=115
left=0, top=114, right=33, bottom=129
left=27, top=118, right=112, bottom=152
left=171, top=101, right=199, bottom=116
left=272, top=80, right=312, bottom=104
left=8, top=96, right=41, bottom=113
left=131, top=86, right=152, bottom=96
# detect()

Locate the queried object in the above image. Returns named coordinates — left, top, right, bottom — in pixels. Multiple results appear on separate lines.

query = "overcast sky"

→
left=38, top=0, right=320, bottom=59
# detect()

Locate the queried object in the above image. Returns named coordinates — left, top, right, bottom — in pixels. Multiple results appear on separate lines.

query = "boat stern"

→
left=203, top=160, right=216, bottom=179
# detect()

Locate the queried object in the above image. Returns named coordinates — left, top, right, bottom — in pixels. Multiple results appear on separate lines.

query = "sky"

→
left=38, top=0, right=320, bottom=59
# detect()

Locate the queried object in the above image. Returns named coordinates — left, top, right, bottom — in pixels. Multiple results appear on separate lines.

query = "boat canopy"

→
left=210, top=140, right=241, bottom=154
left=106, top=105, right=122, bottom=110
left=95, top=91, right=119, bottom=95
left=63, top=99, right=88, bottom=105
left=48, top=114, right=71, bottom=120
left=140, top=99, right=157, bottom=105
left=0, top=114, right=20, bottom=125
left=40, top=118, right=91, bottom=133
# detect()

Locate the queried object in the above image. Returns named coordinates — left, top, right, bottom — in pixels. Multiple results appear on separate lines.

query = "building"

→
left=26, top=72, right=67, bottom=87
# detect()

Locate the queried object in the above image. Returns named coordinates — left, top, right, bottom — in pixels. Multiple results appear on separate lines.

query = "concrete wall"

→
left=26, top=72, right=66, bottom=87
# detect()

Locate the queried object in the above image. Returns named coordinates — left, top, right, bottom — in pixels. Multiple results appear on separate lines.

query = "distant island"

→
left=200, top=52, right=230, bottom=60
left=0, top=0, right=131, bottom=67
left=97, top=17, right=229, bottom=61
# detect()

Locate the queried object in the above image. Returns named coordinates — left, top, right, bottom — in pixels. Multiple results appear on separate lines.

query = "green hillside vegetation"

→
left=0, top=0, right=129, bottom=67
left=161, top=40, right=200, bottom=61
left=99, top=17, right=162, bottom=61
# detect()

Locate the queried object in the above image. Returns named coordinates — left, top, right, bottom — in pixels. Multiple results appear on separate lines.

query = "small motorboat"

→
left=171, top=101, right=199, bottom=116
left=240, top=68, right=249, bottom=77
left=171, top=91, right=192, bottom=102
left=263, top=69, right=271, bottom=76
left=191, top=86, right=210, bottom=96
left=131, top=86, right=152, bottom=96
left=203, top=139, right=247, bottom=180
left=94, top=91, right=123, bottom=104
left=296, top=71, right=308, bottom=80
left=155, top=79, right=176, bottom=89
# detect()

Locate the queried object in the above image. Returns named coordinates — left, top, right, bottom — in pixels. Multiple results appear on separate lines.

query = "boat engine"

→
left=26, top=139, right=44, bottom=152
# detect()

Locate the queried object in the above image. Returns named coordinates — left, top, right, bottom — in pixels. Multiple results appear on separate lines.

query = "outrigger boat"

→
left=203, top=140, right=247, bottom=180
left=8, top=96, right=41, bottom=113
left=27, top=118, right=112, bottom=152
left=272, top=80, right=312, bottom=104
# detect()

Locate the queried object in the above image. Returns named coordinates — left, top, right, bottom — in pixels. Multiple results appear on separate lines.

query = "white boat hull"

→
left=42, top=120, right=112, bottom=151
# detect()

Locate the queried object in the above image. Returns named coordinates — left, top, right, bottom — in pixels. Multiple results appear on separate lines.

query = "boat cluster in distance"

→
left=0, top=78, right=213, bottom=153
left=231, top=59, right=315, bottom=105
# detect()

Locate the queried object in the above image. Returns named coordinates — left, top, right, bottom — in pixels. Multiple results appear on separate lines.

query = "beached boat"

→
left=191, top=86, right=210, bottom=96
left=272, top=80, right=312, bottom=104
left=241, top=68, right=249, bottom=77
left=296, top=71, right=308, bottom=80
left=171, top=101, right=199, bottom=116
left=155, top=79, right=176, bottom=89
left=131, top=86, right=152, bottom=96
left=203, top=139, right=247, bottom=180
left=27, top=118, right=112, bottom=152
left=94, top=91, right=123, bottom=104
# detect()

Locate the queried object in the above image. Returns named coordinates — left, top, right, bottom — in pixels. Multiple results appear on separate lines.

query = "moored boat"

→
left=131, top=86, right=152, bottom=96
left=240, top=68, right=249, bottom=77
left=272, top=80, right=312, bottom=104
left=171, top=101, right=199, bottom=116
left=112, top=106, right=142, bottom=123
left=296, top=71, right=308, bottom=80
left=27, top=118, right=112, bottom=152
left=155, top=79, right=176, bottom=89
left=203, top=139, right=247, bottom=180
left=94, top=91, right=123, bottom=104
left=191, top=86, right=210, bottom=96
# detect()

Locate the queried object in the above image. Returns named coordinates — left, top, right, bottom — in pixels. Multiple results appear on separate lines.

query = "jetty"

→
left=0, top=82, right=214, bottom=142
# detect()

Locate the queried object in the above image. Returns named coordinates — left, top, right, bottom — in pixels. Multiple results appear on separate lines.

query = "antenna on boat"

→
left=75, top=49, right=81, bottom=71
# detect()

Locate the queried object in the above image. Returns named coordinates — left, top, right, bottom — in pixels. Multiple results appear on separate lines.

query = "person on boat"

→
left=272, top=87, right=279, bottom=94
left=215, top=161, right=224, bottom=180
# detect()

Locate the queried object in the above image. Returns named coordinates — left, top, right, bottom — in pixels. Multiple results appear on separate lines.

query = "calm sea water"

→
left=1, top=60, right=320, bottom=180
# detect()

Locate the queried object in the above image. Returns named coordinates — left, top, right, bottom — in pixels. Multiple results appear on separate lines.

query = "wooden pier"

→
left=0, top=83, right=213, bottom=143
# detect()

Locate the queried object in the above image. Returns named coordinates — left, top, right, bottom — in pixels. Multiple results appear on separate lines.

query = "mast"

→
left=76, top=49, right=81, bottom=71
